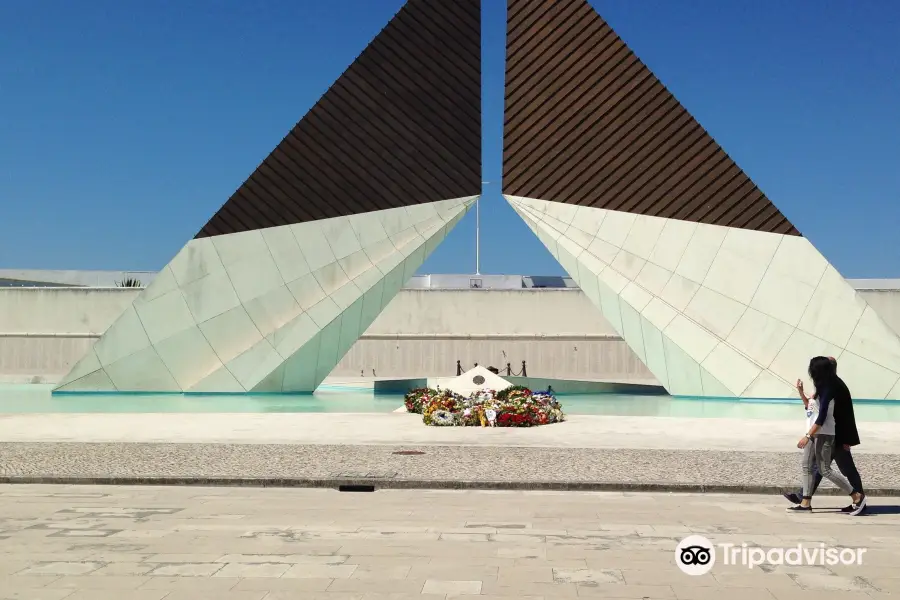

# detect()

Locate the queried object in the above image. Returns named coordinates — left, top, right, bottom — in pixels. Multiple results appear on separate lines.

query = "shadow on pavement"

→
left=815, top=504, right=900, bottom=516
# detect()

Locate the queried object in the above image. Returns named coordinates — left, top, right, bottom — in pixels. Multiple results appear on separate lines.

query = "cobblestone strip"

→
left=1, top=442, right=899, bottom=494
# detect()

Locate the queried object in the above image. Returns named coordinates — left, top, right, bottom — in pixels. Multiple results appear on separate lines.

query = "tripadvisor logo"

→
left=676, top=535, right=867, bottom=575
left=676, top=535, right=715, bottom=575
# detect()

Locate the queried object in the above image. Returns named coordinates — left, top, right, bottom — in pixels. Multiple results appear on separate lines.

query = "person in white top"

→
left=789, top=356, right=866, bottom=512
left=784, top=356, right=867, bottom=515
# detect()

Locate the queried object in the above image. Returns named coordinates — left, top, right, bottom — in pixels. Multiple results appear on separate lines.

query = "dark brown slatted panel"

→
left=503, top=0, right=800, bottom=236
left=196, top=0, right=481, bottom=238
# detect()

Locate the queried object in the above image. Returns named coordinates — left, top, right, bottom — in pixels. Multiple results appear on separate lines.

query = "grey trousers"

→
left=802, top=434, right=853, bottom=498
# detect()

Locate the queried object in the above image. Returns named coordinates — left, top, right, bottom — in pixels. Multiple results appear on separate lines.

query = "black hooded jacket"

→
left=829, top=376, right=861, bottom=447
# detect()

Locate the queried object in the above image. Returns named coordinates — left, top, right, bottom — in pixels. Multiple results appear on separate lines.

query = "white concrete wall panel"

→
left=0, top=288, right=139, bottom=336
left=507, top=195, right=900, bottom=399
left=333, top=337, right=654, bottom=383
left=53, top=197, right=476, bottom=392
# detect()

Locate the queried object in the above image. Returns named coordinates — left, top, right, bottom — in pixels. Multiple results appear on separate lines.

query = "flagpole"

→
left=475, top=196, right=481, bottom=275
left=477, top=182, right=490, bottom=276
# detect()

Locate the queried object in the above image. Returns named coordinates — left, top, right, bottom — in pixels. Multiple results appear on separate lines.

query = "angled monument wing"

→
left=199, top=0, right=481, bottom=237
left=504, top=0, right=796, bottom=235
left=504, top=0, right=900, bottom=399
left=56, top=0, right=481, bottom=393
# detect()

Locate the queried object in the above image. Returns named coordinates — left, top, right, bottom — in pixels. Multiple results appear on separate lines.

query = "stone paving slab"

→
left=0, top=485, right=899, bottom=599
left=2, top=443, right=900, bottom=495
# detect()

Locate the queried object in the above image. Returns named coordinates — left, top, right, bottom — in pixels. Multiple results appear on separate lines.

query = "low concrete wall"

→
left=0, top=288, right=140, bottom=383
left=333, top=337, right=652, bottom=382
left=0, top=287, right=642, bottom=384
left=3, top=286, right=900, bottom=385
left=0, top=287, right=140, bottom=335
left=332, top=289, right=650, bottom=381
left=364, top=288, right=616, bottom=336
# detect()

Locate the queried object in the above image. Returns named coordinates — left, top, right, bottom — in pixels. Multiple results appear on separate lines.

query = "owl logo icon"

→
left=675, top=536, right=715, bottom=575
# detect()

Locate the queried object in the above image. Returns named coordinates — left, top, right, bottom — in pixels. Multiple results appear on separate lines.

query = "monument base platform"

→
left=374, top=376, right=666, bottom=396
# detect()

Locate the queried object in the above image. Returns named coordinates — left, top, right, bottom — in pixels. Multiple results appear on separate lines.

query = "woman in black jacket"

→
left=784, top=356, right=867, bottom=515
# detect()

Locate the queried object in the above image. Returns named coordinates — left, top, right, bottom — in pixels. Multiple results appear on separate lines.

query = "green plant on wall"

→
left=116, top=277, right=142, bottom=288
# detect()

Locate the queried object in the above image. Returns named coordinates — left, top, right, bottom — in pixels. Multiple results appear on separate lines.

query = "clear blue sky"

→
left=2, top=1, right=899, bottom=278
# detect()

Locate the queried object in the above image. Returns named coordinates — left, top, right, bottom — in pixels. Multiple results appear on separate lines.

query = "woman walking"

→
left=789, top=356, right=867, bottom=514
left=785, top=356, right=867, bottom=514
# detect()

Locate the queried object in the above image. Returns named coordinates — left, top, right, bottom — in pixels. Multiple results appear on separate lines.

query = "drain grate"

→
left=392, top=450, right=426, bottom=456
left=338, top=484, right=376, bottom=493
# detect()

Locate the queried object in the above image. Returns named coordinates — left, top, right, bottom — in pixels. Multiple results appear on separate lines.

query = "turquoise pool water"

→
left=1, top=384, right=898, bottom=420
left=0, top=385, right=402, bottom=414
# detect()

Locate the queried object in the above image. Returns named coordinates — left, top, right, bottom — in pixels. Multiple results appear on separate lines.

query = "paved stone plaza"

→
left=0, top=485, right=899, bottom=599
left=2, top=413, right=899, bottom=451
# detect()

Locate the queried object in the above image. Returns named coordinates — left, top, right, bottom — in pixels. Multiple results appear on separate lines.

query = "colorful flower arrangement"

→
left=404, top=387, right=463, bottom=414
left=404, top=386, right=565, bottom=427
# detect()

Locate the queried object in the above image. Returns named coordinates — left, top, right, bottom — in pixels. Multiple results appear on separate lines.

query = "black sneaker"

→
left=840, top=504, right=855, bottom=513
left=786, top=505, right=812, bottom=512
left=783, top=492, right=802, bottom=505
left=849, top=494, right=867, bottom=516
